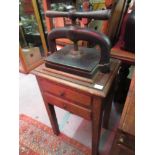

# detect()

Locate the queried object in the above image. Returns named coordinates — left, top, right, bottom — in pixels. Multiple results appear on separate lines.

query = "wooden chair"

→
left=103, top=0, right=135, bottom=64
left=109, top=0, right=135, bottom=65
left=105, top=0, right=135, bottom=103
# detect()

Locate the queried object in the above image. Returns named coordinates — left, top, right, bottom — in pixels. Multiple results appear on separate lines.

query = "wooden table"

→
left=32, top=59, right=121, bottom=155
left=110, top=72, right=135, bottom=155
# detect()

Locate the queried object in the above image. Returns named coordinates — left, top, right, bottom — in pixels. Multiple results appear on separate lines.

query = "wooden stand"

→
left=32, top=58, right=121, bottom=155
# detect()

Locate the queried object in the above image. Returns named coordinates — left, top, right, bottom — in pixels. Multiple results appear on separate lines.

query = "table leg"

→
left=102, top=93, right=113, bottom=129
left=36, top=77, right=60, bottom=135
left=47, top=103, right=60, bottom=135
left=102, top=80, right=116, bottom=129
left=92, top=97, right=103, bottom=155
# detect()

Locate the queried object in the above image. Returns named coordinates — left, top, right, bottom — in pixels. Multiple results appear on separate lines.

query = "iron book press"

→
left=44, top=9, right=112, bottom=79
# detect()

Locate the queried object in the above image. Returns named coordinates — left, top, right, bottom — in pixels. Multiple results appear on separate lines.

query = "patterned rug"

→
left=19, top=114, right=91, bottom=155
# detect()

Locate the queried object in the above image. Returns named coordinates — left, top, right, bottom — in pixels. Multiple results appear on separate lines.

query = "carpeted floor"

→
left=20, top=113, right=120, bottom=155
left=20, top=114, right=91, bottom=155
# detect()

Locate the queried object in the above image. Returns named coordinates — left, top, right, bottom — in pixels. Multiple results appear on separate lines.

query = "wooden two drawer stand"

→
left=32, top=59, right=120, bottom=155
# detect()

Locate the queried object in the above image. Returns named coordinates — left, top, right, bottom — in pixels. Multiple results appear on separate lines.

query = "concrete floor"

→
left=19, top=72, right=123, bottom=154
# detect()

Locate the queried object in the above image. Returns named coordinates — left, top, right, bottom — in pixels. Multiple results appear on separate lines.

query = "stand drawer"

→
left=39, top=78, right=91, bottom=107
left=44, top=92, right=91, bottom=120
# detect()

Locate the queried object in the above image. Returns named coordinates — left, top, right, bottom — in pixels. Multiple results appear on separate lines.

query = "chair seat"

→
left=110, top=47, right=135, bottom=64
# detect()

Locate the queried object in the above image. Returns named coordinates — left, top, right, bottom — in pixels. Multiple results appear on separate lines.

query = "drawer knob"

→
left=119, top=137, right=124, bottom=143
left=60, top=91, right=65, bottom=97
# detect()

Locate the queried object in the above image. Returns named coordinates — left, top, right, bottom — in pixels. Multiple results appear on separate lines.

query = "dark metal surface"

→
left=45, top=45, right=100, bottom=72
left=46, top=10, right=111, bottom=20
left=45, top=46, right=99, bottom=78
left=47, top=26, right=111, bottom=72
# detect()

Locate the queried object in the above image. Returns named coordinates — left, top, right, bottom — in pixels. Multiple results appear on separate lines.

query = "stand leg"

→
left=103, top=78, right=116, bottom=129
left=102, top=92, right=113, bottom=129
left=92, top=97, right=103, bottom=155
left=36, top=77, right=60, bottom=135
left=47, top=104, right=60, bottom=135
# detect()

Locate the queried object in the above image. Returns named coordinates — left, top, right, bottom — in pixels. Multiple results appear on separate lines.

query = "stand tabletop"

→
left=31, top=58, right=121, bottom=98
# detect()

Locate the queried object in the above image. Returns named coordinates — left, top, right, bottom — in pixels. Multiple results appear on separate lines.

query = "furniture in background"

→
left=108, top=0, right=135, bottom=103
left=32, top=58, right=121, bottom=155
left=19, top=0, right=48, bottom=74
left=42, top=0, right=77, bottom=45
left=110, top=72, right=135, bottom=155
left=110, top=0, right=135, bottom=61
left=42, top=0, right=109, bottom=45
